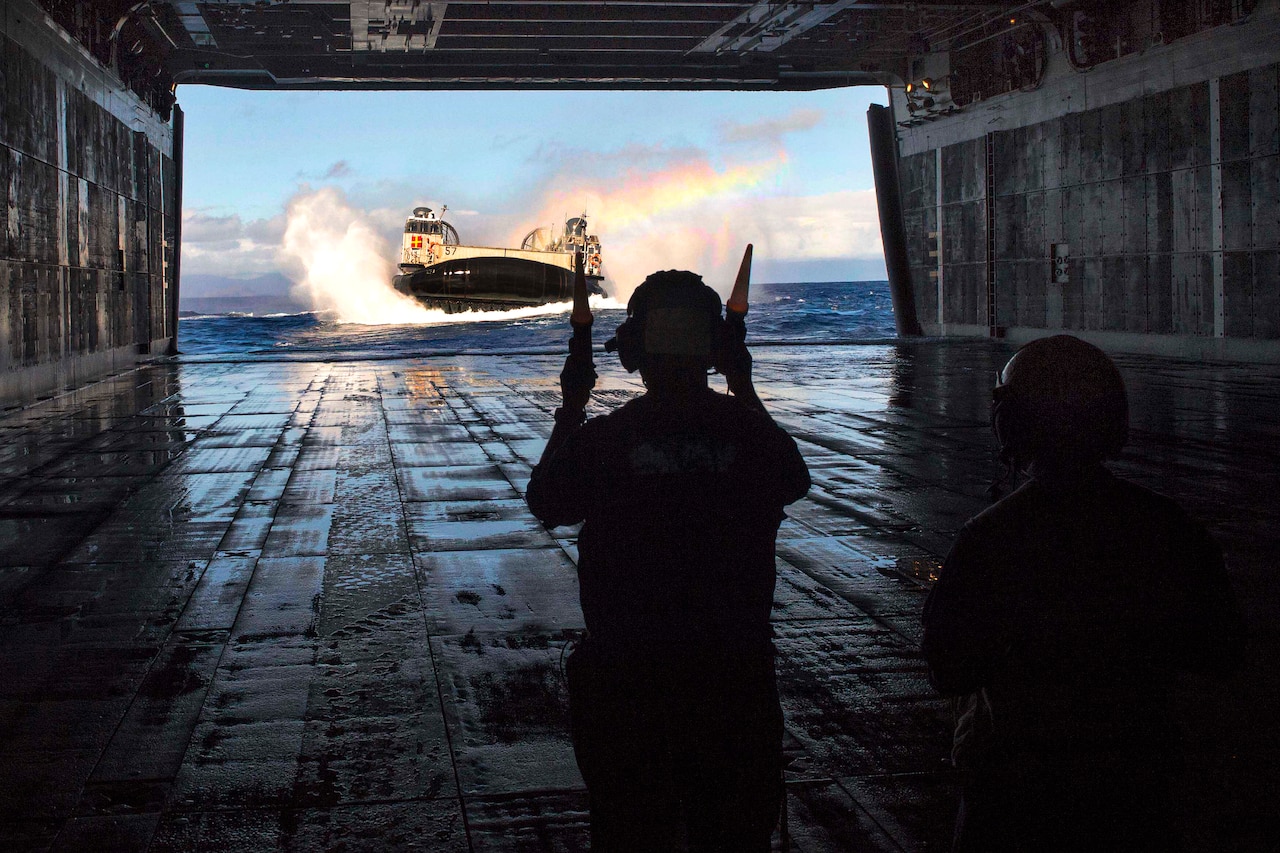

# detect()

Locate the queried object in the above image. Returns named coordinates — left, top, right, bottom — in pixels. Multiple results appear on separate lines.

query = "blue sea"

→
left=178, top=280, right=896, bottom=357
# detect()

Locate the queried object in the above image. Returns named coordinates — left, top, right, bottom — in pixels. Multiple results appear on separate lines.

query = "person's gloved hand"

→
left=716, top=317, right=753, bottom=397
left=560, top=329, right=596, bottom=412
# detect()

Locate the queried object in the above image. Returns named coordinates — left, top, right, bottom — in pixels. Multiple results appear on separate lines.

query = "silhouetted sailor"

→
left=527, top=266, right=809, bottom=852
left=923, top=335, right=1245, bottom=853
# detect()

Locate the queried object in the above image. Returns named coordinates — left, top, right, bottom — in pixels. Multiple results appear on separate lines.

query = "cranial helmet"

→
left=992, top=335, right=1128, bottom=470
left=606, top=270, right=724, bottom=373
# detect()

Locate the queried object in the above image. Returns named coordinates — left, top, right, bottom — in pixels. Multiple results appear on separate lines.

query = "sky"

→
left=178, top=86, right=889, bottom=306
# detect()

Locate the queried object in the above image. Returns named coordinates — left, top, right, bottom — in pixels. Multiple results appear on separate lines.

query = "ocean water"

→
left=178, top=280, right=896, bottom=358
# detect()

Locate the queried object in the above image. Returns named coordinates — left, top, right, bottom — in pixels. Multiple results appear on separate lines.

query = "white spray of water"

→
left=279, top=187, right=432, bottom=324
left=278, top=187, right=626, bottom=325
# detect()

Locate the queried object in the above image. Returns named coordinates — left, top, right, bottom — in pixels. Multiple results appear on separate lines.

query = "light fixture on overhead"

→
left=904, top=75, right=959, bottom=121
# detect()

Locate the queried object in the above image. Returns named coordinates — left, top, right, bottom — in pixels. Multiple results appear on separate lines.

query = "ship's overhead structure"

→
left=94, top=0, right=960, bottom=91
left=5, top=1, right=1280, bottom=408
left=393, top=208, right=605, bottom=312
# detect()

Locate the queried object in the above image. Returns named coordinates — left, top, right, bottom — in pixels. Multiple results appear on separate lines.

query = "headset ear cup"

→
left=615, top=318, right=643, bottom=372
left=991, top=391, right=1023, bottom=468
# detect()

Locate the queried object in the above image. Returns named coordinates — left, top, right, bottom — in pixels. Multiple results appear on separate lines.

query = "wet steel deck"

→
left=1, top=341, right=1277, bottom=851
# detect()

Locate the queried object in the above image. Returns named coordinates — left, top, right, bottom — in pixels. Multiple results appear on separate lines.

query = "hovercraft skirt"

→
left=394, top=256, right=576, bottom=312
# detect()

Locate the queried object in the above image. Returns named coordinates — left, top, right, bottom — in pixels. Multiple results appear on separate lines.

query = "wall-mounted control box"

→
left=1051, top=243, right=1069, bottom=284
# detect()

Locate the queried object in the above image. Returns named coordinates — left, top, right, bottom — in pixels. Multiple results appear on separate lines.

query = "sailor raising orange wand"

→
left=715, top=244, right=766, bottom=413
left=555, top=250, right=596, bottom=423
left=571, top=248, right=594, bottom=332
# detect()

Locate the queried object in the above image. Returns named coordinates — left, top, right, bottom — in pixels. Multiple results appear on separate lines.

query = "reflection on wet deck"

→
left=1, top=342, right=1276, bottom=850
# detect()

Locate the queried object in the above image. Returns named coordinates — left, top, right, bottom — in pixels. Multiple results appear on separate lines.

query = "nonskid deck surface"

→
left=0, top=342, right=1276, bottom=851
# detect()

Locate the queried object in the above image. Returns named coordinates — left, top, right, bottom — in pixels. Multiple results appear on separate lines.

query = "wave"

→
left=181, top=310, right=319, bottom=320
left=177, top=281, right=895, bottom=356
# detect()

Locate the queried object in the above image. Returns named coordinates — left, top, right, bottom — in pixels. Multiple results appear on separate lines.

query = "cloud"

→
left=182, top=212, right=244, bottom=243
left=180, top=209, right=281, bottom=277
left=719, top=108, right=825, bottom=145
left=737, top=188, right=882, bottom=260
left=243, top=214, right=287, bottom=244
left=491, top=133, right=529, bottom=150
left=514, top=146, right=880, bottom=299
left=323, top=160, right=352, bottom=179
left=590, top=187, right=882, bottom=297
left=290, top=160, right=354, bottom=182
left=182, top=241, right=278, bottom=277
left=181, top=271, right=295, bottom=299
left=525, top=141, right=707, bottom=180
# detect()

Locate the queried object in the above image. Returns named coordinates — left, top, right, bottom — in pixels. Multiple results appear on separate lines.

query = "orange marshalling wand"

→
left=571, top=250, right=593, bottom=329
left=727, top=244, right=752, bottom=319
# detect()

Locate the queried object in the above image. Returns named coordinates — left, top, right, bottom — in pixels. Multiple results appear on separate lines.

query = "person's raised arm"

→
left=528, top=252, right=594, bottom=527
left=541, top=250, right=594, bottom=460
left=718, top=245, right=768, bottom=415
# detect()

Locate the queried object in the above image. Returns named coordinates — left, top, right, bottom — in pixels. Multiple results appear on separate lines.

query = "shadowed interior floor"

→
left=0, top=340, right=1276, bottom=852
